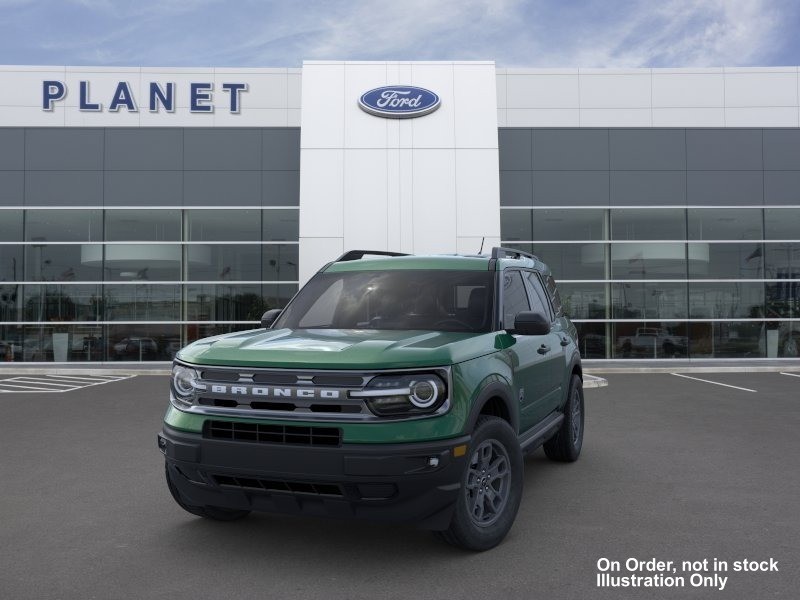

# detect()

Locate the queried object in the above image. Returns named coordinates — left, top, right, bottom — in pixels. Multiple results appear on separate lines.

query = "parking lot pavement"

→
left=0, top=374, right=134, bottom=393
left=1, top=373, right=798, bottom=599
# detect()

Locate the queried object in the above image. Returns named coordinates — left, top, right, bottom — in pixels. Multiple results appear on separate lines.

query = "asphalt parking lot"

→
left=1, top=372, right=798, bottom=599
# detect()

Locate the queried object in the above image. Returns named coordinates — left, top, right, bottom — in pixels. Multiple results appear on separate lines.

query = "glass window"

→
left=23, top=285, right=102, bottom=322
left=263, top=209, right=299, bottom=241
left=611, top=243, right=687, bottom=279
left=612, top=321, right=688, bottom=359
left=262, top=284, right=298, bottom=311
left=187, top=209, right=261, bottom=242
left=105, top=210, right=180, bottom=241
left=688, top=322, right=765, bottom=359
left=532, top=209, right=606, bottom=241
left=765, top=209, right=800, bottom=240
left=106, top=324, right=181, bottom=361
left=574, top=322, right=607, bottom=359
left=522, top=243, right=606, bottom=280
left=766, top=279, right=800, bottom=319
left=612, top=282, right=687, bottom=320
left=612, top=209, right=686, bottom=240
left=689, top=243, right=764, bottom=279
left=186, top=323, right=257, bottom=344
left=502, top=271, right=530, bottom=329
left=25, top=210, right=102, bottom=242
left=0, top=324, right=23, bottom=361
left=0, top=246, right=22, bottom=282
left=690, top=282, right=765, bottom=319
left=522, top=271, right=550, bottom=319
left=0, top=210, right=22, bottom=241
left=186, top=284, right=265, bottom=321
left=188, top=244, right=261, bottom=281
left=22, top=324, right=104, bottom=362
left=544, top=274, right=563, bottom=316
left=688, top=208, right=763, bottom=240
left=103, top=244, right=181, bottom=281
left=25, top=244, right=102, bottom=282
left=104, top=284, right=181, bottom=321
left=0, top=283, right=21, bottom=322
left=500, top=209, right=532, bottom=242
left=553, top=283, right=606, bottom=320
left=274, top=271, right=495, bottom=333
left=263, top=244, right=299, bottom=282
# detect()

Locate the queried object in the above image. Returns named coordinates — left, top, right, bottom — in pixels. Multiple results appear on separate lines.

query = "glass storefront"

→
left=500, top=127, right=800, bottom=359
left=0, top=127, right=300, bottom=362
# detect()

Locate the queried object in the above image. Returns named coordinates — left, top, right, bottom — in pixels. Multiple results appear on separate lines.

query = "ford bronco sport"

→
left=159, top=247, right=584, bottom=551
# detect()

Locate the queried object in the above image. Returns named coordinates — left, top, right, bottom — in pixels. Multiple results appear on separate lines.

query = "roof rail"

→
left=334, top=250, right=410, bottom=262
left=490, top=246, right=539, bottom=262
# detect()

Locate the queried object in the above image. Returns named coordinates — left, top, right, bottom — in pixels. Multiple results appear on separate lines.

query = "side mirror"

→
left=512, top=311, right=551, bottom=336
left=260, top=309, right=282, bottom=329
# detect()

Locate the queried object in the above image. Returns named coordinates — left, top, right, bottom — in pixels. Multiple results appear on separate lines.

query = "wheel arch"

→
left=464, top=381, right=519, bottom=435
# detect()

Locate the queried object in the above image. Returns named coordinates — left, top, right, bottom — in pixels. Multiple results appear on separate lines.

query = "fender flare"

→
left=464, top=380, right=519, bottom=435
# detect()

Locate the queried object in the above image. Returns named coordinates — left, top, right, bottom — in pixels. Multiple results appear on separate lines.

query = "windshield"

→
left=275, top=270, right=495, bottom=333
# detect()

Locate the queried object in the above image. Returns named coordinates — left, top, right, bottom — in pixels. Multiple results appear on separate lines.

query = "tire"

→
left=543, top=374, right=584, bottom=462
left=165, top=464, right=251, bottom=522
left=435, top=416, right=523, bottom=551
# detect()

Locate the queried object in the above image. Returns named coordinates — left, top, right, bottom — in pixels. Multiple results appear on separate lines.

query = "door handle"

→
left=537, top=344, right=550, bottom=354
left=560, top=337, right=570, bottom=346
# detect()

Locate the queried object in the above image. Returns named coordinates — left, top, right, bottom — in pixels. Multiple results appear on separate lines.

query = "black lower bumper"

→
left=158, top=425, right=470, bottom=530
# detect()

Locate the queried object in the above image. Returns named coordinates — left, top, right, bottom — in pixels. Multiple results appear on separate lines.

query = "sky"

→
left=0, top=0, right=799, bottom=68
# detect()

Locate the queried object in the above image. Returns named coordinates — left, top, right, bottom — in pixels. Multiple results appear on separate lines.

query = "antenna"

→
left=478, top=236, right=485, bottom=254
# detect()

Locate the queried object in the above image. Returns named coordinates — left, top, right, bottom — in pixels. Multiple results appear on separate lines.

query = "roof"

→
left=324, top=252, right=542, bottom=273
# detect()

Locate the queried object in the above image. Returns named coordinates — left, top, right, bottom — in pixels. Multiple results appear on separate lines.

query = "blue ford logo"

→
left=358, top=85, right=440, bottom=118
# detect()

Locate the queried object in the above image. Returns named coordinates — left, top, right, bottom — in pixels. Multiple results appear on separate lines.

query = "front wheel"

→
left=435, top=416, right=523, bottom=551
left=165, top=464, right=251, bottom=521
left=543, top=374, right=584, bottom=462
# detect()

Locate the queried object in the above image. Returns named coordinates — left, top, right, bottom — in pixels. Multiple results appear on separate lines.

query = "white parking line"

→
left=670, top=373, right=757, bottom=393
left=779, top=372, right=800, bottom=379
left=0, top=374, right=134, bottom=393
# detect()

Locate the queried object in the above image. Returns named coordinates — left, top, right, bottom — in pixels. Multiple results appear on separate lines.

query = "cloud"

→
left=0, top=0, right=794, bottom=67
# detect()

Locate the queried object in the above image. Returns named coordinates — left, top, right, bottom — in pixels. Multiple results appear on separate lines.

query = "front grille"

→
left=212, top=474, right=344, bottom=497
left=204, top=420, right=342, bottom=447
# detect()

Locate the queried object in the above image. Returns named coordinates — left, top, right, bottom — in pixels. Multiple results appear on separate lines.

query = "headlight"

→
left=171, top=364, right=201, bottom=406
left=351, top=373, right=447, bottom=417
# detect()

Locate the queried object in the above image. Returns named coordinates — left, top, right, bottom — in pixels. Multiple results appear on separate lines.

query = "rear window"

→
left=275, top=270, right=495, bottom=333
left=544, top=274, right=563, bottom=316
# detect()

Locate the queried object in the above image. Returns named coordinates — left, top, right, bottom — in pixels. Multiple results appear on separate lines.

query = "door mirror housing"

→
left=260, top=309, right=282, bottom=329
left=512, top=311, right=551, bottom=336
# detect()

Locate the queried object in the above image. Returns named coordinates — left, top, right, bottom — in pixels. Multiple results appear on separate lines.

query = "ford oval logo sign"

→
left=358, top=85, right=440, bottom=119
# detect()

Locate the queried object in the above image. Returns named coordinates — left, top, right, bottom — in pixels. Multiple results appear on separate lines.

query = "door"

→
left=500, top=270, right=553, bottom=432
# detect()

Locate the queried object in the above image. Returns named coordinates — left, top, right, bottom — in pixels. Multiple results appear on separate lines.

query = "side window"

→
left=545, top=274, right=563, bottom=316
left=502, top=270, right=530, bottom=329
left=522, top=271, right=552, bottom=320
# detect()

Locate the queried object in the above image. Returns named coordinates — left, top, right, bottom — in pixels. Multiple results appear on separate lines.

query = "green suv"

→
left=159, top=247, right=584, bottom=551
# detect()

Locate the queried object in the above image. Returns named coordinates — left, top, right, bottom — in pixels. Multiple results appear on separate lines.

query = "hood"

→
left=177, top=328, right=500, bottom=369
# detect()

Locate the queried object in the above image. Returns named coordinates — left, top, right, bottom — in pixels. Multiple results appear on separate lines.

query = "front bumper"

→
left=159, top=424, right=470, bottom=530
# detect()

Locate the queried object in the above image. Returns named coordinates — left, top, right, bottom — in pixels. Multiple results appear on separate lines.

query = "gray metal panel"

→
left=499, top=171, right=533, bottom=206
left=104, top=171, right=183, bottom=206
left=686, top=129, right=762, bottom=170
left=0, top=171, right=24, bottom=206
left=611, top=171, right=687, bottom=205
left=764, top=171, right=800, bottom=205
left=184, top=129, right=261, bottom=170
left=533, top=171, right=609, bottom=206
left=0, top=129, right=24, bottom=170
left=261, top=171, right=299, bottom=206
left=184, top=171, right=261, bottom=206
left=25, top=171, right=103, bottom=206
left=609, top=129, right=686, bottom=170
left=263, top=128, right=300, bottom=171
left=686, top=171, right=764, bottom=205
left=763, top=129, right=800, bottom=170
left=25, top=128, right=103, bottom=170
left=498, top=129, right=532, bottom=170
left=104, top=128, right=183, bottom=170
left=533, top=129, right=608, bottom=170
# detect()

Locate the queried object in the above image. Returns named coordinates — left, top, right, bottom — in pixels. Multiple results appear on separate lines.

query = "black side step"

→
left=518, top=412, right=564, bottom=454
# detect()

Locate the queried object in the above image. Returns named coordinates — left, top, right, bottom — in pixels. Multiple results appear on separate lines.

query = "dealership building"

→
left=0, top=61, right=798, bottom=362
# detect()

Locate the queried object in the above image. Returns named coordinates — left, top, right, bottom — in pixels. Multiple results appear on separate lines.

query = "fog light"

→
left=157, top=434, right=167, bottom=453
left=427, top=457, right=439, bottom=468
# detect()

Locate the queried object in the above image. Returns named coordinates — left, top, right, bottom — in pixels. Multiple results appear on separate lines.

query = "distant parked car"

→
left=113, top=337, right=158, bottom=360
